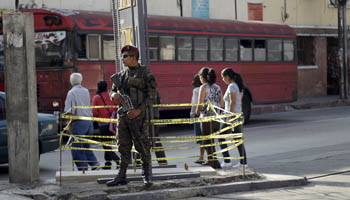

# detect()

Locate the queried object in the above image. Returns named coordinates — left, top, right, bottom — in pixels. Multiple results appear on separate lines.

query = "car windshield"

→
left=34, top=31, right=67, bottom=66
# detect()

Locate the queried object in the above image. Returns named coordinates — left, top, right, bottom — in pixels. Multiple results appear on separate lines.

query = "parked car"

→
left=0, top=92, right=60, bottom=164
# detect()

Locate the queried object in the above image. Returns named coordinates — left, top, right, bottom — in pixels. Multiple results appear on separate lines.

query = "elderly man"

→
left=64, top=72, right=99, bottom=171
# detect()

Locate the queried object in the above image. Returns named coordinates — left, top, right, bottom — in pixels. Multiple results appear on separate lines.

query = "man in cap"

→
left=106, top=45, right=157, bottom=187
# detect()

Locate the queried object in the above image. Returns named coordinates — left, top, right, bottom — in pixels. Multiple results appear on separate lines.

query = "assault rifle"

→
left=111, top=74, right=134, bottom=115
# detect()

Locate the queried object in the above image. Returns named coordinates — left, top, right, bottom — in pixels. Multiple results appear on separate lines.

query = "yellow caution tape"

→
left=59, top=102, right=247, bottom=166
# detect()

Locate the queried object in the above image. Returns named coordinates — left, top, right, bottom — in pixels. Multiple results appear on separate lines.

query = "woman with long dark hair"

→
left=219, top=68, right=247, bottom=168
left=195, top=67, right=222, bottom=169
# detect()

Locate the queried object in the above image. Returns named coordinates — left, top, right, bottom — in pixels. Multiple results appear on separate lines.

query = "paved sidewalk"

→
left=252, top=95, right=350, bottom=115
left=0, top=172, right=307, bottom=200
left=186, top=171, right=350, bottom=200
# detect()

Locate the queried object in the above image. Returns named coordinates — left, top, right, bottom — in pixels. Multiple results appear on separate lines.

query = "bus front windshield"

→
left=34, top=31, right=67, bottom=66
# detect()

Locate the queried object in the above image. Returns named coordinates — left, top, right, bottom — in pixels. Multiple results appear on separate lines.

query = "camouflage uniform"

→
left=109, top=64, right=157, bottom=185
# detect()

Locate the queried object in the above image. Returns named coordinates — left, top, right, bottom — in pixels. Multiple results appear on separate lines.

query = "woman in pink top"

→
left=92, top=80, right=120, bottom=170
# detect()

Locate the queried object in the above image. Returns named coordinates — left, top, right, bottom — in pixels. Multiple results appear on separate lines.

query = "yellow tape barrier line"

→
left=66, top=147, right=119, bottom=152
left=61, top=114, right=118, bottom=123
left=151, top=113, right=241, bottom=125
left=60, top=133, right=118, bottom=148
left=151, top=138, right=242, bottom=153
left=155, top=133, right=243, bottom=144
left=152, top=103, right=208, bottom=108
left=69, top=135, right=117, bottom=139
left=73, top=105, right=119, bottom=109
left=212, top=140, right=243, bottom=155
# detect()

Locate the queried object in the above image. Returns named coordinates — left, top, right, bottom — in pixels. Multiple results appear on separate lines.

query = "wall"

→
left=263, top=0, right=344, bottom=26
left=297, top=37, right=328, bottom=98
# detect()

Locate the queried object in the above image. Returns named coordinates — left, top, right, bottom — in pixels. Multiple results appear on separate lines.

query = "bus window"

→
left=194, top=37, right=208, bottom=61
left=284, top=40, right=294, bottom=61
left=267, top=40, right=282, bottom=61
left=254, top=40, right=266, bottom=61
left=240, top=39, right=252, bottom=61
left=149, top=36, right=159, bottom=61
left=87, top=35, right=101, bottom=59
left=210, top=38, right=223, bottom=61
left=0, top=35, right=3, bottom=71
left=177, top=37, right=192, bottom=61
left=34, top=31, right=66, bottom=66
left=103, top=35, right=115, bottom=60
left=77, top=34, right=87, bottom=59
left=160, top=36, right=175, bottom=61
left=225, top=38, right=238, bottom=61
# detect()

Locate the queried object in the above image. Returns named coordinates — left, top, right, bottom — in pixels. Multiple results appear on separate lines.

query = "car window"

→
left=0, top=97, right=5, bottom=120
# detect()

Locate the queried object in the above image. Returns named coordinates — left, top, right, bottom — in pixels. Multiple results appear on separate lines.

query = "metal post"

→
left=131, top=0, right=136, bottom=45
left=234, top=0, right=237, bottom=20
left=342, top=5, right=349, bottom=98
left=338, top=0, right=349, bottom=99
left=179, top=0, right=183, bottom=17
left=111, top=0, right=122, bottom=72
left=137, top=0, right=147, bottom=65
left=338, top=1, right=345, bottom=99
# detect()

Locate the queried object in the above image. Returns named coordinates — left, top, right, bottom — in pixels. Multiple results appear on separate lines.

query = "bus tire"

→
left=242, top=92, right=251, bottom=123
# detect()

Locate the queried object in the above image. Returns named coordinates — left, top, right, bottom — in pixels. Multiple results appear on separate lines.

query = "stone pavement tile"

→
left=0, top=193, right=32, bottom=200
left=207, top=174, right=350, bottom=200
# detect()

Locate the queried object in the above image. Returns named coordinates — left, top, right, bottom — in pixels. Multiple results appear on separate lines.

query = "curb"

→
left=108, top=174, right=308, bottom=200
left=252, top=99, right=350, bottom=115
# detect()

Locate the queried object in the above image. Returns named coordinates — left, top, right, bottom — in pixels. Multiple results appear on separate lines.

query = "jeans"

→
left=71, top=120, right=98, bottom=170
left=219, top=123, right=247, bottom=164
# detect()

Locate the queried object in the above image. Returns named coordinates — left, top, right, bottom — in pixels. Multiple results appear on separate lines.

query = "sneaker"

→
left=232, top=163, right=248, bottom=168
left=220, top=161, right=233, bottom=168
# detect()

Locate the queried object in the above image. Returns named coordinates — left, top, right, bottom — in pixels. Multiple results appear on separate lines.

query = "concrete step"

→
left=56, top=166, right=216, bottom=183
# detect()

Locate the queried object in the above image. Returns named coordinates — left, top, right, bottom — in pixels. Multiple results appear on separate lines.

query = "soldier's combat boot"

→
left=106, top=166, right=127, bottom=186
left=142, top=164, right=153, bottom=187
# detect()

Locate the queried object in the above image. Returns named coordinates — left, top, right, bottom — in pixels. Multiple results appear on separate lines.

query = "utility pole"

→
left=3, top=11, right=39, bottom=183
left=338, top=0, right=349, bottom=99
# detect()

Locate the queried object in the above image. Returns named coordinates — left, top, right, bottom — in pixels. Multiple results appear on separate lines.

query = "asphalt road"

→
left=1, top=106, right=350, bottom=183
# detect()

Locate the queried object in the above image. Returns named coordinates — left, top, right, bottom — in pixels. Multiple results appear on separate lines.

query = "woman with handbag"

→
left=92, top=80, right=120, bottom=169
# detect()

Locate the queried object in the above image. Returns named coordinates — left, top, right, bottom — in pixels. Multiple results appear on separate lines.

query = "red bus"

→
left=0, top=9, right=297, bottom=121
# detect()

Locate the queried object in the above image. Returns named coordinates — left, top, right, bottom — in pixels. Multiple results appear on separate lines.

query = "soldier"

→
left=106, top=45, right=157, bottom=187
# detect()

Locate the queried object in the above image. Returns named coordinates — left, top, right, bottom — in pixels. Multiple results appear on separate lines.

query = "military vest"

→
left=120, top=66, right=149, bottom=109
